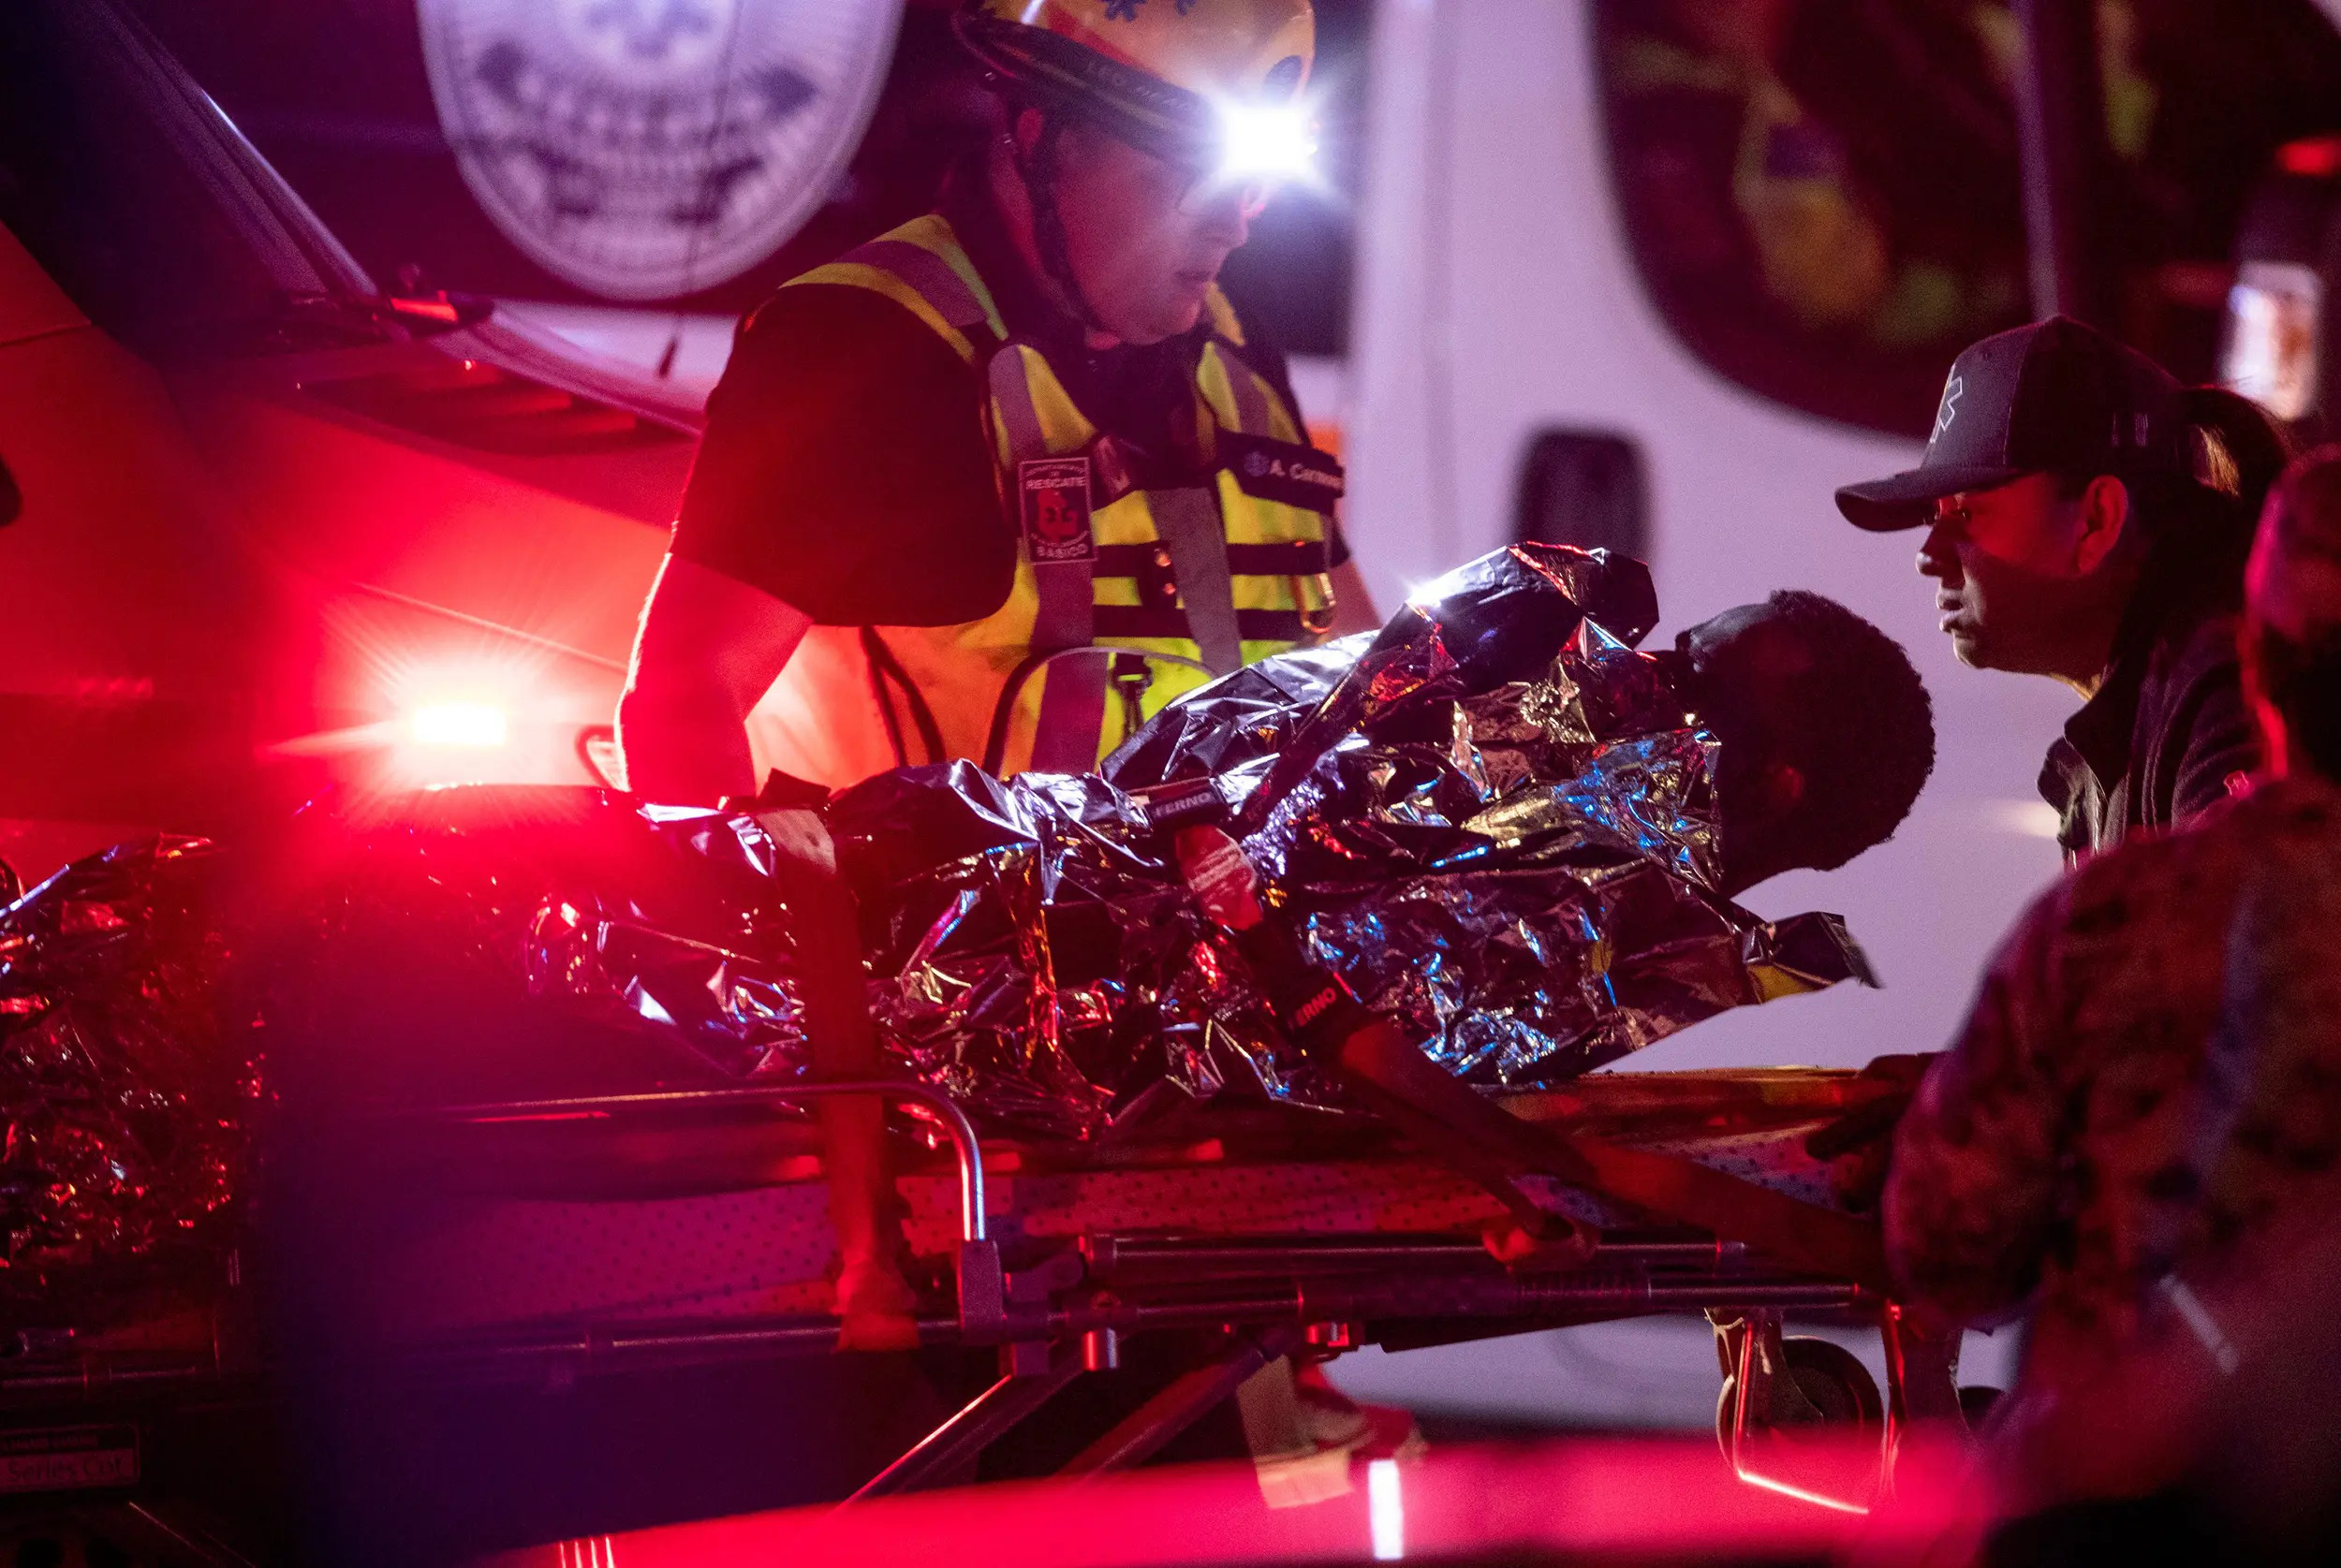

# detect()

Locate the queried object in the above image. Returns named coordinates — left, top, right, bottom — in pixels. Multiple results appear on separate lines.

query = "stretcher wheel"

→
left=1958, top=1385, right=2003, bottom=1427
left=1716, top=1336, right=1884, bottom=1459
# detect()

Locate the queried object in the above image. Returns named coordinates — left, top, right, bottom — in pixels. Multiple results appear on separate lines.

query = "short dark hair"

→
left=2249, top=625, right=2341, bottom=781
left=1758, top=590, right=1936, bottom=872
left=2051, top=387, right=2296, bottom=593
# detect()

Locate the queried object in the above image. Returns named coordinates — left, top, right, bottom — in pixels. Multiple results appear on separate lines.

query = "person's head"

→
left=957, top=0, right=1316, bottom=344
left=2243, top=447, right=2341, bottom=783
left=1678, top=590, right=1936, bottom=895
left=1836, top=317, right=2290, bottom=690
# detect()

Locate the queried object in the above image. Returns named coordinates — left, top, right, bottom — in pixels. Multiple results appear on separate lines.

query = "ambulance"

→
left=7, top=0, right=2341, bottom=1430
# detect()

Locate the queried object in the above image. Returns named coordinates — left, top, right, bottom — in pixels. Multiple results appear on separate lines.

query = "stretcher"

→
left=0, top=1065, right=1958, bottom=1529
left=337, top=1059, right=1959, bottom=1502
left=0, top=806, right=1960, bottom=1527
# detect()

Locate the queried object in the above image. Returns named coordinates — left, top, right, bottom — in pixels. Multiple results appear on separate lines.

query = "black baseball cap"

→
left=1835, top=315, right=2193, bottom=532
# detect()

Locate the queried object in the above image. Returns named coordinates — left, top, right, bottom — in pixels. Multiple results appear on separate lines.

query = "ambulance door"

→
left=0, top=221, right=264, bottom=884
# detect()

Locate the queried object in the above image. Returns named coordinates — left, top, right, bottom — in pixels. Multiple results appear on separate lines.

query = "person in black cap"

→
left=1837, top=315, right=2289, bottom=859
left=1877, top=450, right=2341, bottom=1563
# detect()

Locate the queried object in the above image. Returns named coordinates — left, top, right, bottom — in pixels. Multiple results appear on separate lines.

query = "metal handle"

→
left=424, top=1079, right=987, bottom=1243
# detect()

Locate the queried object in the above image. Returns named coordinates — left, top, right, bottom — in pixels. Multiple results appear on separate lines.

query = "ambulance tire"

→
left=1958, top=1384, right=2004, bottom=1429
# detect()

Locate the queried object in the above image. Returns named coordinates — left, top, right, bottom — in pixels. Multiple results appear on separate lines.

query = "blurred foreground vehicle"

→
left=0, top=0, right=698, bottom=886
left=474, top=1431, right=1990, bottom=1568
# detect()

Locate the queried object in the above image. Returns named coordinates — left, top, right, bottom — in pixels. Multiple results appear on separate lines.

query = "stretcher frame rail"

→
left=0, top=1078, right=1935, bottom=1506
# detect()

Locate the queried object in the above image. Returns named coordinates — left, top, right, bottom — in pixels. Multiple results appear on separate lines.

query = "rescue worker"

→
left=619, top=0, right=1377, bottom=806
left=1836, top=315, right=2289, bottom=859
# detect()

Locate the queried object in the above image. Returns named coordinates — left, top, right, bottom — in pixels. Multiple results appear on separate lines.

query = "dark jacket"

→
left=2038, top=567, right=2260, bottom=860
left=1887, top=776, right=2341, bottom=1411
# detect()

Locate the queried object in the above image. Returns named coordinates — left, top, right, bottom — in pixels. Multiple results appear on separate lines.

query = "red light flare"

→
left=475, top=1433, right=1993, bottom=1568
left=2277, top=136, right=2341, bottom=179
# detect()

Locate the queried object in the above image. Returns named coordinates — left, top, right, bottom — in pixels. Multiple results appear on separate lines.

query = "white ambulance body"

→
left=1321, top=0, right=2341, bottom=1424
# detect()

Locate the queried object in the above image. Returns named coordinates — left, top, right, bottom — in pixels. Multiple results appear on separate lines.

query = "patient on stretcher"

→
left=1108, top=556, right=1936, bottom=901
left=827, top=544, right=1936, bottom=1138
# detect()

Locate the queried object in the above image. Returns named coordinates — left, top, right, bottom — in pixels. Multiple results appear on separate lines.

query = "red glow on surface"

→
left=2277, top=136, right=2341, bottom=178
left=474, top=1435, right=1990, bottom=1568
left=1734, top=1465, right=1874, bottom=1516
left=388, top=296, right=462, bottom=323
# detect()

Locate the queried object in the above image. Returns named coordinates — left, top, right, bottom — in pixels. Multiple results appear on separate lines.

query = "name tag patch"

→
left=1020, top=457, right=1096, bottom=564
left=0, top=1426, right=140, bottom=1494
left=1223, top=433, right=1346, bottom=512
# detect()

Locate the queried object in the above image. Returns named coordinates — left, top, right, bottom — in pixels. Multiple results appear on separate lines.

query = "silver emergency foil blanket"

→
left=0, top=792, right=835, bottom=1324
left=0, top=538, right=1875, bottom=1275
left=0, top=836, right=250, bottom=1324
left=255, top=787, right=814, bottom=1110
left=832, top=545, right=1874, bottom=1139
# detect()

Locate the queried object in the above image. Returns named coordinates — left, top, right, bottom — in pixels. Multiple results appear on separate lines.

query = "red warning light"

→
left=2277, top=136, right=2341, bottom=179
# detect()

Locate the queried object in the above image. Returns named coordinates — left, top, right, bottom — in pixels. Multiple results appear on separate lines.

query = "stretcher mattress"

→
left=370, top=1067, right=1893, bottom=1338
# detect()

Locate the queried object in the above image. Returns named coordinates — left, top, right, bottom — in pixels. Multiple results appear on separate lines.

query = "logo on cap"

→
left=1931, top=374, right=1965, bottom=445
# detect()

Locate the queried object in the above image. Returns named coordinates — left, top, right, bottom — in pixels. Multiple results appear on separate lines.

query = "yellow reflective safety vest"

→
left=742, top=212, right=1343, bottom=789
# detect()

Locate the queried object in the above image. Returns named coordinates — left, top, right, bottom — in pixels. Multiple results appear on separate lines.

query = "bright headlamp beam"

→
left=1215, top=99, right=1318, bottom=183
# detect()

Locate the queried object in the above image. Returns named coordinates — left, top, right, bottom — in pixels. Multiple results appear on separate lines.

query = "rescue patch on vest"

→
left=1221, top=432, right=1346, bottom=512
left=1020, top=457, right=1096, bottom=564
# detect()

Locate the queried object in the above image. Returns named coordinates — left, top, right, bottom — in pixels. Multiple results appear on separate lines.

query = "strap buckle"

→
left=1110, top=652, right=1154, bottom=742
left=1298, top=572, right=1338, bottom=639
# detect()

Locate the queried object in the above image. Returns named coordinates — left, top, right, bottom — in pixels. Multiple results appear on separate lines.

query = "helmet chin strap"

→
left=1010, top=110, right=1114, bottom=341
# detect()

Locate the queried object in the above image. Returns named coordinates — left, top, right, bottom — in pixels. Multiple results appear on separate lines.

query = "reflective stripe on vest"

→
left=751, top=212, right=1338, bottom=785
left=987, top=343, right=1113, bottom=771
